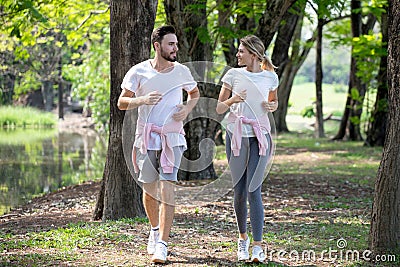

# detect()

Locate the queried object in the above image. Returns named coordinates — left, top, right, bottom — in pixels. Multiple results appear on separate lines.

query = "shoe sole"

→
left=151, top=258, right=166, bottom=264
left=251, top=257, right=265, bottom=263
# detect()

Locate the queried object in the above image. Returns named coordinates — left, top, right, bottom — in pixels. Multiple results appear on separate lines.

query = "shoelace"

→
left=238, top=240, right=248, bottom=252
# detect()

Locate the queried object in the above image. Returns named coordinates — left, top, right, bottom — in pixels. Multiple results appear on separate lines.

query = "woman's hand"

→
left=231, top=90, right=247, bottom=103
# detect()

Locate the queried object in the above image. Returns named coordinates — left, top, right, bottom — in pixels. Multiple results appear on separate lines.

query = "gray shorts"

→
left=135, top=146, right=185, bottom=183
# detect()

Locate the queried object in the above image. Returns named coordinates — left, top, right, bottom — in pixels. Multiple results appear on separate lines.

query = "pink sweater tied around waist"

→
left=227, top=112, right=270, bottom=157
left=133, top=120, right=185, bottom=174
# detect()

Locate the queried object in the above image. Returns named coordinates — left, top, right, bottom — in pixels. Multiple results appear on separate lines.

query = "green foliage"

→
left=63, top=32, right=110, bottom=131
left=301, top=105, right=315, bottom=118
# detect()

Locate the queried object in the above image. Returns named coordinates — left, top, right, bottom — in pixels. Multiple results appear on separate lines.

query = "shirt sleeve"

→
left=221, top=68, right=235, bottom=87
left=181, top=65, right=198, bottom=92
left=121, top=67, right=138, bottom=92
left=270, top=72, right=279, bottom=90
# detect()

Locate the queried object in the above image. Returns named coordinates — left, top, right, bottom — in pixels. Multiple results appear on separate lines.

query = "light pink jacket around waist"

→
left=227, top=112, right=270, bottom=157
left=133, top=120, right=185, bottom=174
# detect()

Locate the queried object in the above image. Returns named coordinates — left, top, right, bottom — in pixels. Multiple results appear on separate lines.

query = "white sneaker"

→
left=251, top=245, right=266, bottom=263
left=237, top=238, right=250, bottom=261
left=151, top=242, right=168, bottom=263
left=147, top=229, right=159, bottom=254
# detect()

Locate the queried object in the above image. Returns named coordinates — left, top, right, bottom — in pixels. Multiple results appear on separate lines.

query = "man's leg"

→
left=143, top=181, right=159, bottom=228
left=159, top=180, right=175, bottom=242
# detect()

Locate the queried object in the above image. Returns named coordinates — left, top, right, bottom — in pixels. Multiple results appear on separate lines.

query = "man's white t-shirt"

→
left=121, top=60, right=197, bottom=150
left=221, top=67, right=279, bottom=137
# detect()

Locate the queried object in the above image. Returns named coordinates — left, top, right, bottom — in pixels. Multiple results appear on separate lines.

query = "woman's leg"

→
left=226, top=133, right=250, bottom=238
left=247, top=136, right=271, bottom=243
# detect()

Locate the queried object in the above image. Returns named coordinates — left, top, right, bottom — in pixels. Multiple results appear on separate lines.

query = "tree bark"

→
left=365, top=11, right=388, bottom=147
left=369, top=0, right=400, bottom=255
left=93, top=0, right=157, bottom=221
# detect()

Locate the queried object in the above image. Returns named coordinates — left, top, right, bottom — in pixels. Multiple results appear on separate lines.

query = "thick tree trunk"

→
left=365, top=12, right=388, bottom=147
left=93, top=0, right=157, bottom=221
left=273, top=8, right=315, bottom=133
left=164, top=0, right=218, bottom=180
left=369, top=0, right=400, bottom=254
left=314, top=18, right=325, bottom=138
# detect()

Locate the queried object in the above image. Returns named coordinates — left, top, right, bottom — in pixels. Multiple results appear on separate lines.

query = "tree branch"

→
left=75, top=6, right=110, bottom=31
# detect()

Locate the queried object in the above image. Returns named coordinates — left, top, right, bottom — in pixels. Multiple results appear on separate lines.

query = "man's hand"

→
left=262, top=100, right=278, bottom=112
left=143, top=91, right=162, bottom=105
left=172, top=104, right=190, bottom=121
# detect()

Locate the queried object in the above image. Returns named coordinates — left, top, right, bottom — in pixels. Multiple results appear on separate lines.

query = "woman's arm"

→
left=262, top=88, right=278, bottom=112
left=216, top=83, right=246, bottom=114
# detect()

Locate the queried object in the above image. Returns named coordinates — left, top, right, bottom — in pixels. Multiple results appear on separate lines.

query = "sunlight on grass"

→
left=0, top=106, right=57, bottom=129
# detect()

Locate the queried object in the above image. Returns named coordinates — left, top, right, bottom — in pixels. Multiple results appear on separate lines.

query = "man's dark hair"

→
left=151, top=25, right=176, bottom=48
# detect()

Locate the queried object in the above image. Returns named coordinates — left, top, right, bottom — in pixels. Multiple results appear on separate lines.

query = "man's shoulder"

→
left=130, top=59, right=151, bottom=70
left=124, top=60, right=152, bottom=77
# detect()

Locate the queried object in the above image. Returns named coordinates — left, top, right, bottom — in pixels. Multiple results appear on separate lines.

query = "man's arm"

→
left=172, top=87, right=200, bottom=121
left=117, top=89, right=162, bottom=110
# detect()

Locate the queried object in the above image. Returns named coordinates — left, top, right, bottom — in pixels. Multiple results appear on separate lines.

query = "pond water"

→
left=0, top=128, right=107, bottom=216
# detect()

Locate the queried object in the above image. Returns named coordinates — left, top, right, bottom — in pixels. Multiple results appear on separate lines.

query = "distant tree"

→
left=93, top=0, right=157, bottom=220
left=365, top=8, right=388, bottom=146
left=272, top=1, right=308, bottom=133
left=333, top=0, right=377, bottom=141
left=369, top=0, right=400, bottom=255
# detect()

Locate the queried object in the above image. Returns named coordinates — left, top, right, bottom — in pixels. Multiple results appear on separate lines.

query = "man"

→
left=117, top=25, right=199, bottom=263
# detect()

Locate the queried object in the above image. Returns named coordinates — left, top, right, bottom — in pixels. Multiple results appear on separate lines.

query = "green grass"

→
left=289, top=83, right=347, bottom=116
left=0, top=106, right=57, bottom=129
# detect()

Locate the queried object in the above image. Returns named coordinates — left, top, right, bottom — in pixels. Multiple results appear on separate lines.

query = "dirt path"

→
left=0, top=147, right=375, bottom=267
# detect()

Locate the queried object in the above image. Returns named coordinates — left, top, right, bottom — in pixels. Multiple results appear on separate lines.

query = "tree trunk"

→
left=217, top=0, right=237, bottom=67
left=365, top=11, right=388, bottom=147
left=164, top=0, right=218, bottom=180
left=271, top=8, right=301, bottom=133
left=93, top=0, right=157, bottom=221
left=41, top=80, right=54, bottom=112
left=256, top=0, right=298, bottom=48
left=314, top=18, right=325, bottom=138
left=333, top=0, right=373, bottom=141
left=369, top=0, right=400, bottom=255
left=273, top=9, right=316, bottom=133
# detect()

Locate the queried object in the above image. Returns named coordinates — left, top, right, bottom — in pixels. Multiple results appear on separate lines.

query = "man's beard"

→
left=161, top=49, right=177, bottom=62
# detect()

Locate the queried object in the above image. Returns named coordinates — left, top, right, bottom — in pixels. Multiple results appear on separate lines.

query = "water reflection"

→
left=0, top=129, right=106, bottom=215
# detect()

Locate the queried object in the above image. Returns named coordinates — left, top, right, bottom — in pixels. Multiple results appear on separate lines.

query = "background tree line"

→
left=1, top=0, right=388, bottom=143
left=1, top=0, right=398, bottom=258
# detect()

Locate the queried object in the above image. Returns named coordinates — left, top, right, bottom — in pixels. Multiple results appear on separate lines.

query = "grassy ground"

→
left=1, top=131, right=397, bottom=267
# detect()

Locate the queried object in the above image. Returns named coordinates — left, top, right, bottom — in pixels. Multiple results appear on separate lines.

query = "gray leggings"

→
left=226, top=132, right=272, bottom=242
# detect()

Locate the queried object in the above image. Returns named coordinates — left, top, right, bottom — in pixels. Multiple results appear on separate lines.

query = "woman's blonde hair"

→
left=240, top=35, right=276, bottom=71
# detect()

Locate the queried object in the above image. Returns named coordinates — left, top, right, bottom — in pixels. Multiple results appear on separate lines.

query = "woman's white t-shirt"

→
left=221, top=67, right=279, bottom=137
left=121, top=60, right=197, bottom=150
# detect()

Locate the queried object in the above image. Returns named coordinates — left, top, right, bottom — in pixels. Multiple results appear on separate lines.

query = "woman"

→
left=216, top=35, right=279, bottom=263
